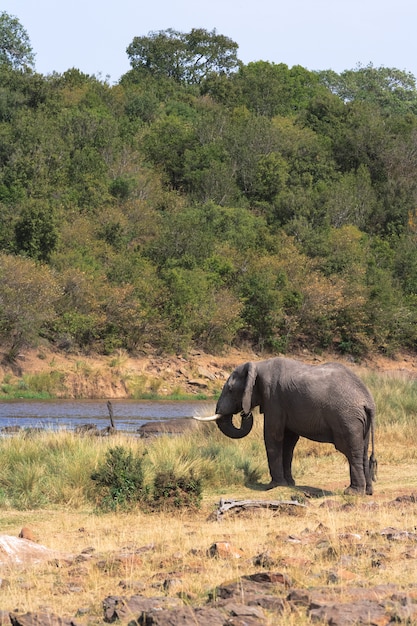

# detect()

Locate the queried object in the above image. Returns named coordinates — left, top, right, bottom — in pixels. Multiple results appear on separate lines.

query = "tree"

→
left=236, top=62, right=321, bottom=117
left=143, top=114, right=197, bottom=189
left=0, top=11, right=35, bottom=71
left=0, top=254, right=59, bottom=360
left=126, top=28, right=239, bottom=85
left=14, top=200, right=59, bottom=262
left=317, top=64, right=417, bottom=115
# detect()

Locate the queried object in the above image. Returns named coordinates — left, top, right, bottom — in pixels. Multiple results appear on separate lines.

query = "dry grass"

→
left=0, top=368, right=417, bottom=623
left=1, top=441, right=417, bottom=623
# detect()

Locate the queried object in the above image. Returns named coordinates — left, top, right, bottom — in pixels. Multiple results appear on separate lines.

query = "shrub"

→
left=91, top=446, right=147, bottom=511
left=91, top=446, right=203, bottom=512
left=152, top=470, right=202, bottom=511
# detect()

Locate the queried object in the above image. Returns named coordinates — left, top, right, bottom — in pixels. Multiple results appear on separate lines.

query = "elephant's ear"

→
left=242, top=362, right=257, bottom=415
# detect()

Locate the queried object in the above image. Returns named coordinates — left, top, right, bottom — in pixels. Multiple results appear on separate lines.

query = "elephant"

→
left=193, top=357, right=377, bottom=495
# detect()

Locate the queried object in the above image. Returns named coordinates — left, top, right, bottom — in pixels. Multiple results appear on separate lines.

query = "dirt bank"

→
left=1, top=345, right=416, bottom=399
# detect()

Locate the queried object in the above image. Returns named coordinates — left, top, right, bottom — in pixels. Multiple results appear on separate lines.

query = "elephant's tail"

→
left=365, top=405, right=377, bottom=482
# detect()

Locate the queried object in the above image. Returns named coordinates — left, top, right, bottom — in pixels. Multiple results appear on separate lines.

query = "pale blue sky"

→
left=3, top=0, right=417, bottom=83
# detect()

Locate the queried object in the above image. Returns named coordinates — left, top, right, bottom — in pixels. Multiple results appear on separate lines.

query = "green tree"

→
left=236, top=62, right=321, bottom=117
left=143, top=114, right=197, bottom=189
left=182, top=97, right=239, bottom=204
left=225, top=109, right=281, bottom=197
left=325, top=165, right=378, bottom=229
left=0, top=254, right=59, bottom=358
left=318, top=64, right=417, bottom=114
left=14, top=201, right=59, bottom=262
left=126, top=28, right=239, bottom=85
left=252, top=152, right=289, bottom=202
left=238, top=255, right=287, bottom=351
left=0, top=11, right=35, bottom=71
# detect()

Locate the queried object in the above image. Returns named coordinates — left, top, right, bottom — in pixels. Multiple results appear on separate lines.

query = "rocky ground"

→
left=2, top=494, right=417, bottom=625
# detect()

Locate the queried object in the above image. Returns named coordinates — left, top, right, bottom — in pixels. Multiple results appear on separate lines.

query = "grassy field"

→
left=0, top=369, right=416, bottom=623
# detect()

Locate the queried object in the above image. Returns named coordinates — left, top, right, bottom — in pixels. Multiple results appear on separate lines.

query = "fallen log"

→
left=215, top=498, right=306, bottom=521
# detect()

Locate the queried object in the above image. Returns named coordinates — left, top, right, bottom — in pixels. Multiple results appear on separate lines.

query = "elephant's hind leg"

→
left=344, top=449, right=368, bottom=495
left=363, top=432, right=373, bottom=495
left=335, top=437, right=367, bottom=495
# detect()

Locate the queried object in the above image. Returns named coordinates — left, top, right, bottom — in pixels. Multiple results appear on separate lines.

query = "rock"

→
left=97, top=579, right=417, bottom=626
left=252, top=551, right=277, bottom=568
left=137, top=418, right=199, bottom=437
left=18, top=527, right=36, bottom=542
left=197, top=366, right=216, bottom=380
left=187, top=379, right=208, bottom=388
left=103, top=594, right=230, bottom=626
left=163, top=577, right=184, bottom=594
left=0, top=612, right=10, bottom=626
left=246, top=572, right=292, bottom=587
left=74, top=424, right=98, bottom=435
left=118, top=579, right=146, bottom=592
left=102, top=595, right=183, bottom=623
left=212, top=572, right=289, bottom=602
left=309, top=600, right=390, bottom=625
left=223, top=603, right=265, bottom=619
left=1, top=425, right=21, bottom=433
left=326, top=567, right=359, bottom=583
left=144, top=607, right=226, bottom=625
left=0, top=536, right=73, bottom=566
left=380, top=527, right=417, bottom=541
left=207, top=542, right=245, bottom=559
left=9, top=613, right=81, bottom=626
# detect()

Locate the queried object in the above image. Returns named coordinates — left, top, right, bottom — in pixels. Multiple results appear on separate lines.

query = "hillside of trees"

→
left=1, top=17, right=417, bottom=362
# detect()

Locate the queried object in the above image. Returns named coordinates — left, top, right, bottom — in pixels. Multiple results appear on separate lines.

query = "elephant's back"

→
left=283, top=360, right=375, bottom=410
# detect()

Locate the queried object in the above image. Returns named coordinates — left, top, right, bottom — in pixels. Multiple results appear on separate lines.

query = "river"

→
left=0, top=399, right=214, bottom=433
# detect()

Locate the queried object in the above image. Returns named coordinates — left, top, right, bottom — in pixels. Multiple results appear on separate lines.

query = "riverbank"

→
left=1, top=344, right=416, bottom=399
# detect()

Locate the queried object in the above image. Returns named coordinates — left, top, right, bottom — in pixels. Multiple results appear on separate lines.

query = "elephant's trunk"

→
left=193, top=411, right=253, bottom=439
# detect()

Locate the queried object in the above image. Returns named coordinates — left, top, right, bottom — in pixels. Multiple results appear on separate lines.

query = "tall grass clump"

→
left=1, top=371, right=66, bottom=399
left=22, top=371, right=66, bottom=395
left=360, top=369, right=417, bottom=461
left=0, top=430, right=107, bottom=509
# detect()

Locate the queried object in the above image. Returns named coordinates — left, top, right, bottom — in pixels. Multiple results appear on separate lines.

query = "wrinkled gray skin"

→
left=195, top=358, right=377, bottom=495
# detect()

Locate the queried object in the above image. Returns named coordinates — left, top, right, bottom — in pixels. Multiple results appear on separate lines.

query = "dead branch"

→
left=215, top=498, right=306, bottom=521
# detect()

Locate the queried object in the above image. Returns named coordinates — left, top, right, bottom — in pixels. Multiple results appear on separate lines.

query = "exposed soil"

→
left=1, top=345, right=416, bottom=398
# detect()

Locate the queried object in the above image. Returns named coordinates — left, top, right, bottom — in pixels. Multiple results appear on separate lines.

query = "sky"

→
left=3, top=0, right=417, bottom=83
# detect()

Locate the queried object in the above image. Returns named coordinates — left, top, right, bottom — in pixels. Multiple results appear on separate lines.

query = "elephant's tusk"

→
left=192, top=413, right=222, bottom=422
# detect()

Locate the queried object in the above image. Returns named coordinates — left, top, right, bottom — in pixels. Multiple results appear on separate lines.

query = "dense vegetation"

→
left=1, top=18, right=417, bottom=360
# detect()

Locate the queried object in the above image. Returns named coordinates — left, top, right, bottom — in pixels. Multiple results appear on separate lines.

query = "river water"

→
left=0, top=399, right=214, bottom=433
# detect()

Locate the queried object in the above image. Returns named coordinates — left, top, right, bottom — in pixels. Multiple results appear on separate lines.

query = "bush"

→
left=152, top=470, right=202, bottom=511
left=91, top=446, right=147, bottom=511
left=91, top=446, right=203, bottom=512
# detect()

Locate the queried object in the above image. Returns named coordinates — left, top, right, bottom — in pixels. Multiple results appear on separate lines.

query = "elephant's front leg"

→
left=264, top=417, right=288, bottom=489
left=283, top=430, right=299, bottom=486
